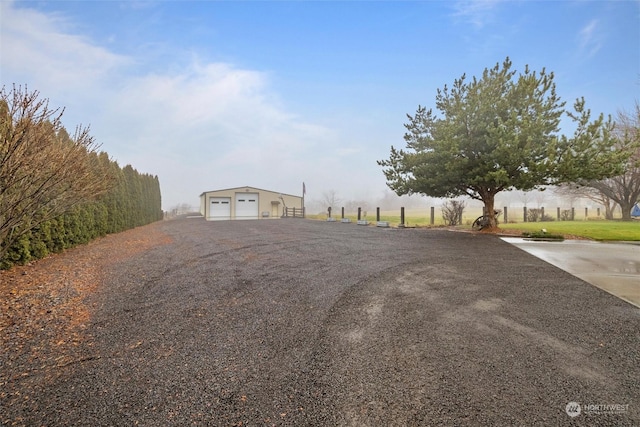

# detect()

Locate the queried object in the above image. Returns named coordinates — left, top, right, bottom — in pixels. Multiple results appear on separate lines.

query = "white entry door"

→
left=235, top=193, right=259, bottom=219
left=209, top=197, right=231, bottom=220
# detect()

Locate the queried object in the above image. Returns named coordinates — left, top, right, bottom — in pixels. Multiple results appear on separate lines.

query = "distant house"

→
left=632, top=203, right=640, bottom=218
left=199, top=186, right=303, bottom=221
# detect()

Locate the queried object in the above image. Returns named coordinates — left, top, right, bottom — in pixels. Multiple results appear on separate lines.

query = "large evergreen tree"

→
left=378, top=58, right=628, bottom=229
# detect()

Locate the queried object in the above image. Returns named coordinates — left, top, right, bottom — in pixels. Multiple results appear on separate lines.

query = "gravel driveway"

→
left=2, top=218, right=639, bottom=426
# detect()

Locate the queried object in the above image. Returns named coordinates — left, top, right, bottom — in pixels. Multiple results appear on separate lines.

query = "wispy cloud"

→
left=0, top=1, right=129, bottom=92
left=577, top=19, right=603, bottom=59
left=451, top=0, right=506, bottom=29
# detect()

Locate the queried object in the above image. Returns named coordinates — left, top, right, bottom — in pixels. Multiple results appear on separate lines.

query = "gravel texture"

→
left=2, top=218, right=639, bottom=426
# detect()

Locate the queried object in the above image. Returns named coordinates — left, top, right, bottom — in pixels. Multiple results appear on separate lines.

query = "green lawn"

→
left=499, top=221, right=640, bottom=241
left=306, top=213, right=448, bottom=226
left=307, top=213, right=640, bottom=241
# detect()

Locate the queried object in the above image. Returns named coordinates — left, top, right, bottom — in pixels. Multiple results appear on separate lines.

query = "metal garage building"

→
left=199, top=186, right=304, bottom=221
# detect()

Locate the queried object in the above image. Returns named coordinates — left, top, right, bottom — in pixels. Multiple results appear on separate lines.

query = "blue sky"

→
left=1, top=0, right=638, bottom=210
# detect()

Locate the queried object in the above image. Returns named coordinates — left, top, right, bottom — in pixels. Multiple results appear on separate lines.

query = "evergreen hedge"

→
left=0, top=158, right=163, bottom=269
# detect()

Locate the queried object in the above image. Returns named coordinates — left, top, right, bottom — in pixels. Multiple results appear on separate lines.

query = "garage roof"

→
left=200, top=186, right=301, bottom=198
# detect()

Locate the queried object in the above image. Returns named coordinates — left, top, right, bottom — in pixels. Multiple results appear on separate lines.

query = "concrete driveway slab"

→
left=502, top=237, right=640, bottom=308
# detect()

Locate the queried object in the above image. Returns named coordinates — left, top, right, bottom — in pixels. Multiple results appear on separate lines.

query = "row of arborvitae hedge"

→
left=0, top=159, right=163, bottom=270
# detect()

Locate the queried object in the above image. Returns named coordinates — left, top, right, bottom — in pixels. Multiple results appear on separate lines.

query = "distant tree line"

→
left=1, top=85, right=162, bottom=269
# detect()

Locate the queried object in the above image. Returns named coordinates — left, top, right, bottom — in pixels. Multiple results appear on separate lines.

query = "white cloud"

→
left=0, top=0, right=386, bottom=209
left=104, top=58, right=332, bottom=161
left=577, top=19, right=603, bottom=59
left=93, top=58, right=341, bottom=208
left=451, top=0, right=506, bottom=29
left=0, top=1, right=129, bottom=91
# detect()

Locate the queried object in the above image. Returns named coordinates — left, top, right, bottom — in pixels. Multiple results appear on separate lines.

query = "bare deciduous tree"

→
left=345, top=199, right=371, bottom=216
left=564, top=103, right=640, bottom=220
left=320, top=189, right=341, bottom=211
left=441, top=199, right=465, bottom=226
left=554, top=184, right=616, bottom=219
left=0, top=85, right=113, bottom=260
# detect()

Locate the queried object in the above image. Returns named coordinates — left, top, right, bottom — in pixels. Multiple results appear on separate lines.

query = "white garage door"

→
left=235, top=193, right=259, bottom=219
left=209, top=197, right=231, bottom=220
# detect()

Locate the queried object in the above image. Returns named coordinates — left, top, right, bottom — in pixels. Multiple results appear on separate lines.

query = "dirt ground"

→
left=1, top=218, right=638, bottom=426
left=0, top=224, right=173, bottom=420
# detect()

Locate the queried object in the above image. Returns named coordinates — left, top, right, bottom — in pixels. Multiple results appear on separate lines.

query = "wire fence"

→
left=309, top=204, right=618, bottom=227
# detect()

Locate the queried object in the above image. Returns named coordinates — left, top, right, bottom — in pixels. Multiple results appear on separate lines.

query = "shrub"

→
left=560, top=209, right=573, bottom=221
left=441, top=200, right=465, bottom=226
left=522, top=230, right=564, bottom=240
left=527, top=208, right=555, bottom=222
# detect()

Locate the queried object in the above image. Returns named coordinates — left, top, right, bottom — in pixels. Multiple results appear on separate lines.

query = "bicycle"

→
left=472, top=209, right=502, bottom=231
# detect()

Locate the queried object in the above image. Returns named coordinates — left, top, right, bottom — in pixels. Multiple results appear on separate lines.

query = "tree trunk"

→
left=481, top=193, right=498, bottom=230
left=620, top=201, right=633, bottom=221
left=604, top=201, right=615, bottom=220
